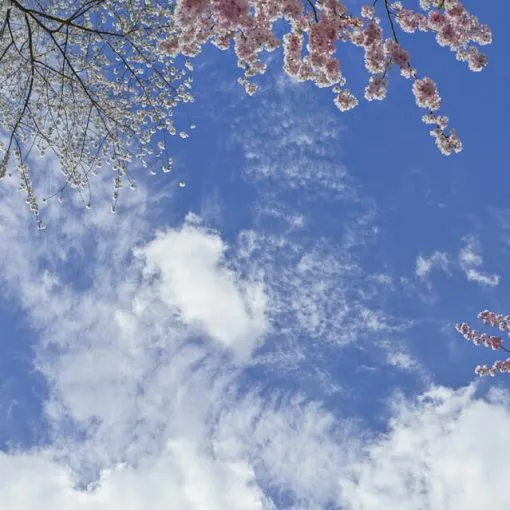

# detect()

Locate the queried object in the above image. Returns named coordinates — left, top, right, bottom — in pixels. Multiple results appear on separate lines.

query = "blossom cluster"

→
left=477, top=309, right=510, bottom=331
left=456, top=311, right=510, bottom=377
left=474, top=360, right=510, bottom=377
left=455, top=322, right=504, bottom=351
left=163, top=0, right=491, bottom=155
left=393, top=0, right=491, bottom=72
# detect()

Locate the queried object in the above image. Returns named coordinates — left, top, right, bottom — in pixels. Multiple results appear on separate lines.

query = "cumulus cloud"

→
left=338, top=384, right=510, bottom=510
left=0, top=444, right=270, bottom=510
left=5, top=375, right=510, bottom=510
left=139, top=214, right=267, bottom=360
left=459, top=235, right=500, bottom=286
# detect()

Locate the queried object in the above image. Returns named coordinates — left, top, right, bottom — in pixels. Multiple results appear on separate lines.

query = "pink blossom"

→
left=412, top=77, right=441, bottom=110
left=363, top=23, right=383, bottom=47
left=456, top=311, right=510, bottom=377
left=474, top=24, right=492, bottom=45
left=437, top=22, right=460, bottom=47
left=431, top=127, right=462, bottom=155
left=365, top=76, right=388, bottom=101
left=396, top=8, right=427, bottom=33
left=361, top=5, right=375, bottom=19
left=384, top=40, right=409, bottom=68
left=325, top=59, right=341, bottom=82
left=476, top=359, right=510, bottom=377
left=211, top=0, right=249, bottom=25
left=428, top=11, right=446, bottom=29
left=334, top=89, right=358, bottom=111
left=179, top=0, right=209, bottom=16
left=467, top=46, right=488, bottom=72
left=164, top=0, right=491, bottom=155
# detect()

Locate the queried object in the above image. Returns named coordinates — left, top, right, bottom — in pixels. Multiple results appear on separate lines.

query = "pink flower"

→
left=212, top=0, right=249, bottom=25
left=162, top=0, right=491, bottom=155
left=365, top=75, right=388, bottom=101
left=467, top=46, right=488, bottom=71
left=412, top=77, right=441, bottom=110
left=361, top=5, right=375, bottom=19
left=428, top=11, right=446, bottom=29
left=457, top=311, right=510, bottom=376
left=334, top=89, right=358, bottom=111
left=384, top=40, right=409, bottom=68
left=396, top=8, right=427, bottom=33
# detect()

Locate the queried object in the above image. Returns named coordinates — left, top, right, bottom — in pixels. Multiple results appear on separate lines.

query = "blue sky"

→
left=1, top=1, right=510, bottom=508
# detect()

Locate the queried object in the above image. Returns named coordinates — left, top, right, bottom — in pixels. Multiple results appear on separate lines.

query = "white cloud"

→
left=231, top=73, right=354, bottom=199
left=0, top=175, right=391, bottom=509
left=3, top=170, right=510, bottom=510
left=0, top=178, right=268, bottom=471
left=339, top=384, right=510, bottom=510
left=415, top=251, right=449, bottom=279
left=0, top=443, right=271, bottom=510
left=459, top=235, right=500, bottom=286
left=2, top=61, right=492, bottom=510
left=377, top=339, right=428, bottom=380
left=139, top=214, right=268, bottom=360
left=236, top=213, right=401, bottom=354
left=214, top=393, right=363, bottom=509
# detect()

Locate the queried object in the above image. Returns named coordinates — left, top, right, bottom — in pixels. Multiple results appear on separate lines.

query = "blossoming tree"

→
left=0, top=0, right=192, bottom=225
left=0, top=0, right=492, bottom=224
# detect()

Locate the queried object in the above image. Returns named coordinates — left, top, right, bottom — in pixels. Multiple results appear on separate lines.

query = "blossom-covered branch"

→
left=163, top=0, right=491, bottom=156
left=456, top=311, right=510, bottom=377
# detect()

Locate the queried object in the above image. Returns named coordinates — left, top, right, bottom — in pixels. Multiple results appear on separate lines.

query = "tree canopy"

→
left=0, top=0, right=491, bottom=226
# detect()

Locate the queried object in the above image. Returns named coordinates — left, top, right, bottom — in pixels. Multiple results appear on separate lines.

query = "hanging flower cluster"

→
left=162, top=0, right=491, bottom=155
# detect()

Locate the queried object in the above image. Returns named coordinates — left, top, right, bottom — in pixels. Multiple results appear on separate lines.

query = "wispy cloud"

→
left=231, top=73, right=355, bottom=200
left=459, top=235, right=500, bottom=286
left=0, top=171, right=361, bottom=508
left=415, top=251, right=449, bottom=279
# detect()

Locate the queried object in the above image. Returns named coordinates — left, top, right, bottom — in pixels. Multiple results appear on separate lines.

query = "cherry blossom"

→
left=163, top=0, right=491, bottom=156
left=0, top=0, right=493, bottom=224
left=456, top=311, right=510, bottom=377
left=0, top=0, right=193, bottom=221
